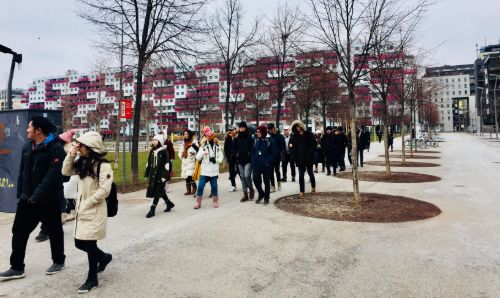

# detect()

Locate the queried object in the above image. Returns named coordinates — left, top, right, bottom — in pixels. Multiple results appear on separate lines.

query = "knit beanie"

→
left=257, top=125, right=267, bottom=138
left=238, top=121, right=248, bottom=128
left=203, top=126, right=213, bottom=138
left=59, top=129, right=77, bottom=143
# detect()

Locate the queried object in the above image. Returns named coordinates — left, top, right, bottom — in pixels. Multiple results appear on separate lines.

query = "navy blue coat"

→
left=251, top=138, right=275, bottom=171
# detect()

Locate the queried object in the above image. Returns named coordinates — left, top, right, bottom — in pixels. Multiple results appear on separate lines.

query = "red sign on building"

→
left=119, top=100, right=132, bottom=119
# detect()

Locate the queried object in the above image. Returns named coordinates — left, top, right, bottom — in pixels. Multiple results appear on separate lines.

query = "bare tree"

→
left=260, top=4, right=303, bottom=129
left=79, top=0, right=207, bottom=183
left=309, top=0, right=429, bottom=205
left=207, top=0, right=258, bottom=132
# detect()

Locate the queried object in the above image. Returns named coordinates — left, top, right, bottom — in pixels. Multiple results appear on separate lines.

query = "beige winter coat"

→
left=62, top=153, right=113, bottom=240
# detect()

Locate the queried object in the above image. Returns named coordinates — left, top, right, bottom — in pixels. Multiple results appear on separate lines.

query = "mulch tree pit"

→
left=364, top=161, right=440, bottom=167
left=275, top=192, right=441, bottom=222
left=378, top=154, right=441, bottom=159
left=336, top=171, right=441, bottom=183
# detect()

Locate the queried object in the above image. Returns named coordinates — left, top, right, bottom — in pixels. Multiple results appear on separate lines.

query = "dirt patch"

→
left=393, top=150, right=441, bottom=154
left=120, top=198, right=149, bottom=205
left=336, top=171, right=441, bottom=183
left=364, top=161, right=440, bottom=167
left=378, top=154, right=441, bottom=159
left=275, top=192, right=441, bottom=222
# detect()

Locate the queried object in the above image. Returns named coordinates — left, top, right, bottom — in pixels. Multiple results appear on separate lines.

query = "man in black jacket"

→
left=233, top=121, right=255, bottom=202
left=289, top=120, right=316, bottom=196
left=0, top=117, right=66, bottom=281
left=267, top=123, right=285, bottom=192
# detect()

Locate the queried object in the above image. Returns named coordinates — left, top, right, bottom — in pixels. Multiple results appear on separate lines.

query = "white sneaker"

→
left=271, top=186, right=276, bottom=193
left=228, top=186, right=237, bottom=192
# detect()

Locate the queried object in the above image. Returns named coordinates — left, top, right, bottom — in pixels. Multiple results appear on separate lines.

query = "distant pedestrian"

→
left=233, top=121, right=255, bottom=202
left=336, top=127, right=348, bottom=171
left=289, top=120, right=316, bottom=196
left=0, top=117, right=66, bottom=282
left=358, top=126, right=371, bottom=167
left=145, top=134, right=175, bottom=218
left=267, top=123, right=285, bottom=192
left=321, top=126, right=334, bottom=175
left=377, top=130, right=382, bottom=143
left=224, top=126, right=238, bottom=192
left=162, top=130, right=176, bottom=193
left=178, top=129, right=199, bottom=196
left=194, top=127, right=224, bottom=209
left=314, top=129, right=325, bottom=173
left=251, top=126, right=275, bottom=205
left=281, top=126, right=296, bottom=182
left=388, top=129, right=394, bottom=152
left=62, top=131, right=113, bottom=293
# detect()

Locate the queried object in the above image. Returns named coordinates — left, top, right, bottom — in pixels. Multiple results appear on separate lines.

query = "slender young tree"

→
left=260, top=4, right=304, bottom=129
left=207, top=0, right=258, bottom=132
left=309, top=0, right=429, bottom=205
left=79, top=0, right=207, bottom=182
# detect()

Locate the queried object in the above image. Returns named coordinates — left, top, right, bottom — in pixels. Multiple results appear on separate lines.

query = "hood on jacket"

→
left=153, top=134, right=165, bottom=146
left=291, top=120, right=306, bottom=134
left=76, top=132, right=107, bottom=155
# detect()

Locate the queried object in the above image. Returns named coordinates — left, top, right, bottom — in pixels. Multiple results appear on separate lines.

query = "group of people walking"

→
left=0, top=116, right=379, bottom=294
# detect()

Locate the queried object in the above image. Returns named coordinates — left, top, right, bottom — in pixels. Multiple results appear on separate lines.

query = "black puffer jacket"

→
left=17, top=134, right=65, bottom=205
left=233, top=130, right=254, bottom=165
left=289, top=121, right=316, bottom=167
left=145, top=147, right=170, bottom=198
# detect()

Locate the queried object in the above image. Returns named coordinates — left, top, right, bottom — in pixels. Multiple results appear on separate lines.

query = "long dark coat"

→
left=145, top=148, right=170, bottom=198
left=289, top=121, right=316, bottom=167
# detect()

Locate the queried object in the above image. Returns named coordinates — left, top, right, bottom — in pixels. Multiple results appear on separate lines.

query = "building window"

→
left=465, top=90, right=468, bottom=94
left=464, top=84, right=467, bottom=88
left=458, top=91, right=461, bottom=95
left=458, top=78, right=461, bottom=82
left=448, top=116, right=450, bottom=121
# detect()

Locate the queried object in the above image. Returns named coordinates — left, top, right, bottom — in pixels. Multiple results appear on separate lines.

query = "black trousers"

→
left=358, top=148, right=365, bottom=166
left=298, top=165, right=316, bottom=193
left=281, top=153, right=296, bottom=179
left=10, top=202, right=65, bottom=271
left=252, top=167, right=271, bottom=200
left=228, top=158, right=238, bottom=187
left=152, top=194, right=171, bottom=206
left=270, top=160, right=281, bottom=188
left=75, top=239, right=105, bottom=282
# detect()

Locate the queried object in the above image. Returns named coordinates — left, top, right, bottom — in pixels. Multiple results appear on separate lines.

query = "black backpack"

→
left=97, top=161, right=118, bottom=217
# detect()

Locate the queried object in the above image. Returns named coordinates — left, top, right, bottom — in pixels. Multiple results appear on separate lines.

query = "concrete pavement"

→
left=1, top=133, right=500, bottom=297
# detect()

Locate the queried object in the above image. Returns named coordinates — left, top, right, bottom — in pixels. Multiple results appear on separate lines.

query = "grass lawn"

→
left=105, top=151, right=182, bottom=186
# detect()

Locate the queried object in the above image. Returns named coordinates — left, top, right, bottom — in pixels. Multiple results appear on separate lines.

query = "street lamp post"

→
left=477, top=87, right=485, bottom=136
left=0, top=44, right=23, bottom=110
left=492, top=74, right=499, bottom=140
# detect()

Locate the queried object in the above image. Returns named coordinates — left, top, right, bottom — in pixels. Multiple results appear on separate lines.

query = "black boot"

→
left=164, top=198, right=175, bottom=212
left=146, top=205, right=156, bottom=218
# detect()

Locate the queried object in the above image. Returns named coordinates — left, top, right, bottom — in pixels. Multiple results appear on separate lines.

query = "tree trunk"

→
left=131, top=61, right=144, bottom=184
left=383, top=119, right=391, bottom=176
left=275, top=89, right=282, bottom=129
left=350, top=115, right=361, bottom=206
left=224, top=65, right=231, bottom=132
left=401, top=119, right=406, bottom=164
left=322, top=104, right=327, bottom=131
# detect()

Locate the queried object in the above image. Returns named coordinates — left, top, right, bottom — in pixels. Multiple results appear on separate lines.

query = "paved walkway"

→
left=1, top=133, right=500, bottom=297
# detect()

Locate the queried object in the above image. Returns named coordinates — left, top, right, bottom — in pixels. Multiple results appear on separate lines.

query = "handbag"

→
left=192, top=159, right=201, bottom=181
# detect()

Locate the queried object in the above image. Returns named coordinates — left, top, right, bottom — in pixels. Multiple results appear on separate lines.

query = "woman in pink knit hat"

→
left=194, top=127, right=223, bottom=209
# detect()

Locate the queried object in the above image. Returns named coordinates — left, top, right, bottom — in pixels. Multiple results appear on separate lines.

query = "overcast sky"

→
left=1, top=0, right=499, bottom=89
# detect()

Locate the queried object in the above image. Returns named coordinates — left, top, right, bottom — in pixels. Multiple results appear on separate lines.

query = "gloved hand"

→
left=161, top=178, right=166, bottom=182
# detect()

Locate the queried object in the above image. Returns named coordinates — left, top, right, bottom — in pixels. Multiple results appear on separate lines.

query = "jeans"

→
left=196, top=176, right=218, bottom=197
left=75, top=239, right=106, bottom=282
left=270, top=160, right=281, bottom=188
left=238, top=163, right=252, bottom=193
left=281, top=153, right=296, bottom=179
left=228, top=158, right=238, bottom=187
left=298, top=165, right=316, bottom=193
left=252, top=167, right=271, bottom=200
left=10, top=202, right=65, bottom=271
